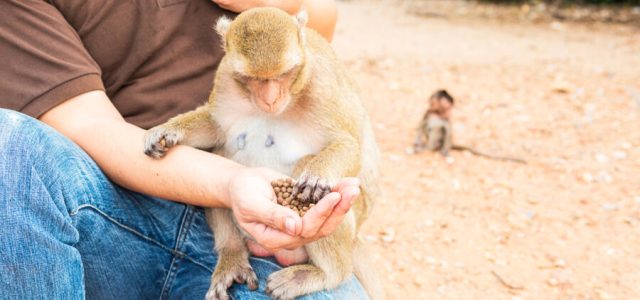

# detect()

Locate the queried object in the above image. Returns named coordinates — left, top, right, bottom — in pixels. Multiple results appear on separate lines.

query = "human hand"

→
left=211, top=0, right=302, bottom=15
left=227, top=167, right=360, bottom=253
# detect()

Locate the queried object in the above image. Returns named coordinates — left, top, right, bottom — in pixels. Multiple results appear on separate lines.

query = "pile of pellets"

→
left=271, top=178, right=315, bottom=217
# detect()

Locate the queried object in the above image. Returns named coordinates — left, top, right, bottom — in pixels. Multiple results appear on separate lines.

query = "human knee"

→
left=302, top=0, right=338, bottom=41
left=0, top=109, right=48, bottom=151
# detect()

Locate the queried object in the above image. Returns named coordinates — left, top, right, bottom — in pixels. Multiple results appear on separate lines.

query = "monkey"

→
left=414, top=90, right=526, bottom=164
left=142, top=8, right=382, bottom=300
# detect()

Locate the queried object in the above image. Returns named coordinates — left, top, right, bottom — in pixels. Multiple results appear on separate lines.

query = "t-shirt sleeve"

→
left=0, top=0, right=105, bottom=118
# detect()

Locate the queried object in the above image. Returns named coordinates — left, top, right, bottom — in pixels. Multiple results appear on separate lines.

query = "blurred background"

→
left=331, top=0, right=639, bottom=299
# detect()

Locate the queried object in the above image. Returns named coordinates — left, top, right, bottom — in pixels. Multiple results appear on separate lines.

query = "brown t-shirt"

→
left=0, top=0, right=234, bottom=129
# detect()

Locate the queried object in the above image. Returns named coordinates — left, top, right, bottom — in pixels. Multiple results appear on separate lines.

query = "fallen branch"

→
left=491, top=270, right=524, bottom=290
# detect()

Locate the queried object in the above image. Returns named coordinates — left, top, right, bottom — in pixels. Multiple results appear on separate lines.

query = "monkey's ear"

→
left=294, top=10, right=308, bottom=43
left=295, top=10, right=308, bottom=28
left=215, top=16, right=232, bottom=39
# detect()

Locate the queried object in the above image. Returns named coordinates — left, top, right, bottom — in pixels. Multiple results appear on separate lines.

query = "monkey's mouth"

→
left=256, top=98, right=289, bottom=115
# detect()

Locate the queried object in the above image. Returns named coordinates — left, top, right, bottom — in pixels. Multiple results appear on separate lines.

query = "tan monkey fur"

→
left=143, top=8, right=382, bottom=300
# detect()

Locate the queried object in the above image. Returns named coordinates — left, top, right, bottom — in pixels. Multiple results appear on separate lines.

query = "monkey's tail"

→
left=451, top=145, right=527, bottom=164
left=353, top=237, right=385, bottom=300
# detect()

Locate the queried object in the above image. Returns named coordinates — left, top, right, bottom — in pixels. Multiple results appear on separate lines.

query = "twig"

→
left=491, top=270, right=524, bottom=290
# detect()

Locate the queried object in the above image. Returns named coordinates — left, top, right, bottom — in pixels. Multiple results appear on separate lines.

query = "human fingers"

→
left=299, top=192, right=341, bottom=239
left=333, top=177, right=360, bottom=193
left=313, top=185, right=360, bottom=238
left=242, top=221, right=305, bottom=252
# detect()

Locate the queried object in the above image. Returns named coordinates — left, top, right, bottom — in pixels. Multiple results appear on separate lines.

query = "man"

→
left=0, top=0, right=366, bottom=299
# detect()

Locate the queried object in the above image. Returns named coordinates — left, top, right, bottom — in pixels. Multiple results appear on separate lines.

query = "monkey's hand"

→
left=291, top=173, right=333, bottom=204
left=143, top=125, right=183, bottom=159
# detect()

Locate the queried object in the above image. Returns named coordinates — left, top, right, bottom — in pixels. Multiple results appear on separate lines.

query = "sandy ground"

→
left=331, top=1, right=640, bottom=299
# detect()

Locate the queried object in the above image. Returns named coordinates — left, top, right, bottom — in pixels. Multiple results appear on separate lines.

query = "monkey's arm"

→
left=292, top=132, right=360, bottom=203
left=144, top=104, right=225, bottom=158
left=413, top=119, right=428, bottom=153
left=440, top=122, right=453, bottom=156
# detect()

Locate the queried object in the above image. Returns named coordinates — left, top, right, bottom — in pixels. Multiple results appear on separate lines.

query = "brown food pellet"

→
left=272, top=178, right=323, bottom=217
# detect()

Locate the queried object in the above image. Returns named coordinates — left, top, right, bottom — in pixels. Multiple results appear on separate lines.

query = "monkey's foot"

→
left=291, top=174, right=332, bottom=204
left=143, top=126, right=182, bottom=159
left=266, top=265, right=324, bottom=300
left=205, top=260, right=258, bottom=300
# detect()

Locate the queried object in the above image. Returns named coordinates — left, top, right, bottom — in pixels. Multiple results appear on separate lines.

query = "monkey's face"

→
left=216, top=8, right=307, bottom=115
left=234, top=65, right=302, bottom=115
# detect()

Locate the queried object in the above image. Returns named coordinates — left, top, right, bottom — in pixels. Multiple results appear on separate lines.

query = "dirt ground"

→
left=331, top=1, right=640, bottom=299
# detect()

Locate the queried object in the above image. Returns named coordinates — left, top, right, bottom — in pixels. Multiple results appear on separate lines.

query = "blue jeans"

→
left=0, top=109, right=366, bottom=300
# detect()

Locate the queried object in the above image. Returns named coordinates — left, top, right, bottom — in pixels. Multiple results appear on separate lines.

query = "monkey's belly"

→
left=222, top=118, right=326, bottom=175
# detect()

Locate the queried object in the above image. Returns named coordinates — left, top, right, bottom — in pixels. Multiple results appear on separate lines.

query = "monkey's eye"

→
left=279, top=66, right=300, bottom=79
left=233, top=74, right=251, bottom=84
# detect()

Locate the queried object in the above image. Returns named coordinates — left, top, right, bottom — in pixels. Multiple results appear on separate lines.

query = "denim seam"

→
left=158, top=206, right=194, bottom=298
left=69, top=204, right=224, bottom=273
left=70, top=204, right=178, bottom=254
left=159, top=256, right=181, bottom=299
left=174, top=206, right=195, bottom=254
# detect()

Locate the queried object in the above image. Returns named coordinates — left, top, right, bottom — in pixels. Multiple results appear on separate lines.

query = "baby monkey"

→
left=414, top=90, right=526, bottom=163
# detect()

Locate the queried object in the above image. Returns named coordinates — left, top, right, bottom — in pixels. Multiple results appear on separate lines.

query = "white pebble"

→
left=581, top=172, right=594, bottom=183
left=595, top=153, right=609, bottom=164
left=613, top=150, right=627, bottom=160
left=452, top=179, right=461, bottom=190
left=596, top=171, right=613, bottom=183
left=445, top=156, right=455, bottom=164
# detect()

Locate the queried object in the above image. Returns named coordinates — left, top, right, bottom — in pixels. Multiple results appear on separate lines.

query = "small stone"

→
left=596, top=289, right=614, bottom=300
left=452, top=179, right=461, bottom=190
left=445, top=156, right=455, bottom=164
left=405, top=147, right=415, bottom=155
left=596, top=171, right=613, bottom=183
left=581, top=172, right=594, bottom=183
left=388, top=154, right=402, bottom=161
left=380, top=228, right=395, bottom=243
left=613, top=150, right=627, bottom=160
left=601, top=203, right=620, bottom=211
left=554, top=259, right=567, bottom=268
left=595, top=153, right=609, bottom=164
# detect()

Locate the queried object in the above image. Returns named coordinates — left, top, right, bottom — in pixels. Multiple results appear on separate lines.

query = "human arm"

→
left=39, top=90, right=359, bottom=252
left=212, top=0, right=337, bottom=41
left=212, top=0, right=302, bottom=14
